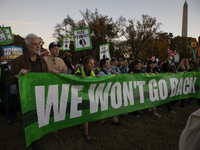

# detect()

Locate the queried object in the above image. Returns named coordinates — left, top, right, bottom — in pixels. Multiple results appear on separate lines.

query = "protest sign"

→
left=18, top=72, right=200, bottom=146
left=72, top=27, right=92, bottom=51
left=174, top=55, right=180, bottom=63
left=2, top=27, right=15, bottom=45
left=99, top=43, right=111, bottom=60
left=0, top=26, right=7, bottom=45
left=62, top=36, right=70, bottom=51
left=2, top=46, right=23, bottom=60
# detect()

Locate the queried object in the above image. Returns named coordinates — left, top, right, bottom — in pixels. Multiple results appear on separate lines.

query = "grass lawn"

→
left=0, top=100, right=199, bottom=150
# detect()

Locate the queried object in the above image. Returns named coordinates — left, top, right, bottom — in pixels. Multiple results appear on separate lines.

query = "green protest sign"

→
left=2, top=27, right=15, bottom=45
left=62, top=36, right=70, bottom=51
left=99, top=43, right=111, bottom=60
left=72, top=27, right=92, bottom=51
left=0, top=26, right=7, bottom=45
left=18, top=72, right=200, bottom=146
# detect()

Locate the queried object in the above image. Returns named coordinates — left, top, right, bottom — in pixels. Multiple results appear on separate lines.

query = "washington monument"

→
left=182, top=1, right=188, bottom=37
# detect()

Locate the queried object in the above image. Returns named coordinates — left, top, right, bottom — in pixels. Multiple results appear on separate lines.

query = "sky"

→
left=0, top=0, right=199, bottom=49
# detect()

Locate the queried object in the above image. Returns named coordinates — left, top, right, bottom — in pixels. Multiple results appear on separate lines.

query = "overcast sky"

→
left=0, top=0, right=199, bottom=49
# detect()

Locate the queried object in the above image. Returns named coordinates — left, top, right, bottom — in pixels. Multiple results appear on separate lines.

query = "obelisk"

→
left=182, top=1, right=188, bottom=37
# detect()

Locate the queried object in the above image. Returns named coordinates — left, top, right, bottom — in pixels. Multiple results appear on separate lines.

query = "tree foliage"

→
left=123, top=14, right=162, bottom=59
left=53, top=9, right=126, bottom=61
left=169, top=36, right=197, bottom=61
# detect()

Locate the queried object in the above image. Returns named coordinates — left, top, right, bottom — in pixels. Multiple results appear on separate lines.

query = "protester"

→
left=118, top=58, right=127, bottom=73
left=171, top=58, right=190, bottom=108
left=189, top=63, right=194, bottom=71
left=128, top=59, right=143, bottom=117
left=124, top=58, right=129, bottom=72
left=157, top=60, right=163, bottom=73
left=0, top=60, right=11, bottom=124
left=63, top=52, right=76, bottom=74
left=140, top=61, right=145, bottom=72
left=187, top=58, right=200, bottom=105
left=162, top=62, right=177, bottom=114
left=45, top=42, right=68, bottom=74
left=145, top=60, right=158, bottom=74
left=110, top=57, right=120, bottom=74
left=39, top=51, right=48, bottom=57
left=6, top=33, right=49, bottom=150
left=95, top=61, right=101, bottom=75
left=74, top=55, right=97, bottom=142
left=98, top=58, right=122, bottom=125
left=145, top=60, right=161, bottom=118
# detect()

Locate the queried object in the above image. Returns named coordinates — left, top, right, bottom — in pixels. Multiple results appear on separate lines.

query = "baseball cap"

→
left=49, top=42, right=61, bottom=49
left=118, top=58, right=123, bottom=61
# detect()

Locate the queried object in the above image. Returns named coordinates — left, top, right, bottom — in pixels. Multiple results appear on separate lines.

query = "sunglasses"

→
left=53, top=59, right=56, bottom=65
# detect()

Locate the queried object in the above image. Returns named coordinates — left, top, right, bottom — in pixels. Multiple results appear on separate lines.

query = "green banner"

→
left=18, top=72, right=200, bottom=146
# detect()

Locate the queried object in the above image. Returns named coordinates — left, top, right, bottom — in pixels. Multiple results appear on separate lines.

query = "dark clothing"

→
left=5, top=52, right=48, bottom=150
left=146, top=66, right=157, bottom=73
left=128, top=67, right=142, bottom=73
left=6, top=53, right=48, bottom=85
left=63, top=57, right=76, bottom=75
left=171, top=67, right=188, bottom=108
left=28, top=55, right=42, bottom=72
left=120, top=66, right=128, bottom=73
left=157, top=67, right=163, bottom=73
left=0, top=64, right=10, bottom=116
left=128, top=67, right=142, bottom=116
left=178, top=67, right=188, bottom=72
left=95, top=67, right=100, bottom=75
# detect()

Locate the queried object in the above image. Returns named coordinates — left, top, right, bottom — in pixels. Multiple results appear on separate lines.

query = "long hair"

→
left=177, top=58, right=190, bottom=70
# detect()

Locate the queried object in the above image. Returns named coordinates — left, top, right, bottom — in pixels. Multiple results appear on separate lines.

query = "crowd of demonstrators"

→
left=1, top=33, right=200, bottom=149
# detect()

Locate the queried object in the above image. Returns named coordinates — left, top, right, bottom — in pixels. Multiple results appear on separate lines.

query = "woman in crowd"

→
left=171, top=58, right=190, bottom=108
left=145, top=60, right=161, bottom=118
left=98, top=58, right=122, bottom=125
left=146, top=60, right=158, bottom=74
left=74, top=55, right=97, bottom=142
left=162, top=62, right=177, bottom=114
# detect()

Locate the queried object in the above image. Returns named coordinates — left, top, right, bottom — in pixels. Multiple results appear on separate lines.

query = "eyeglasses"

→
left=53, top=59, right=56, bottom=65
